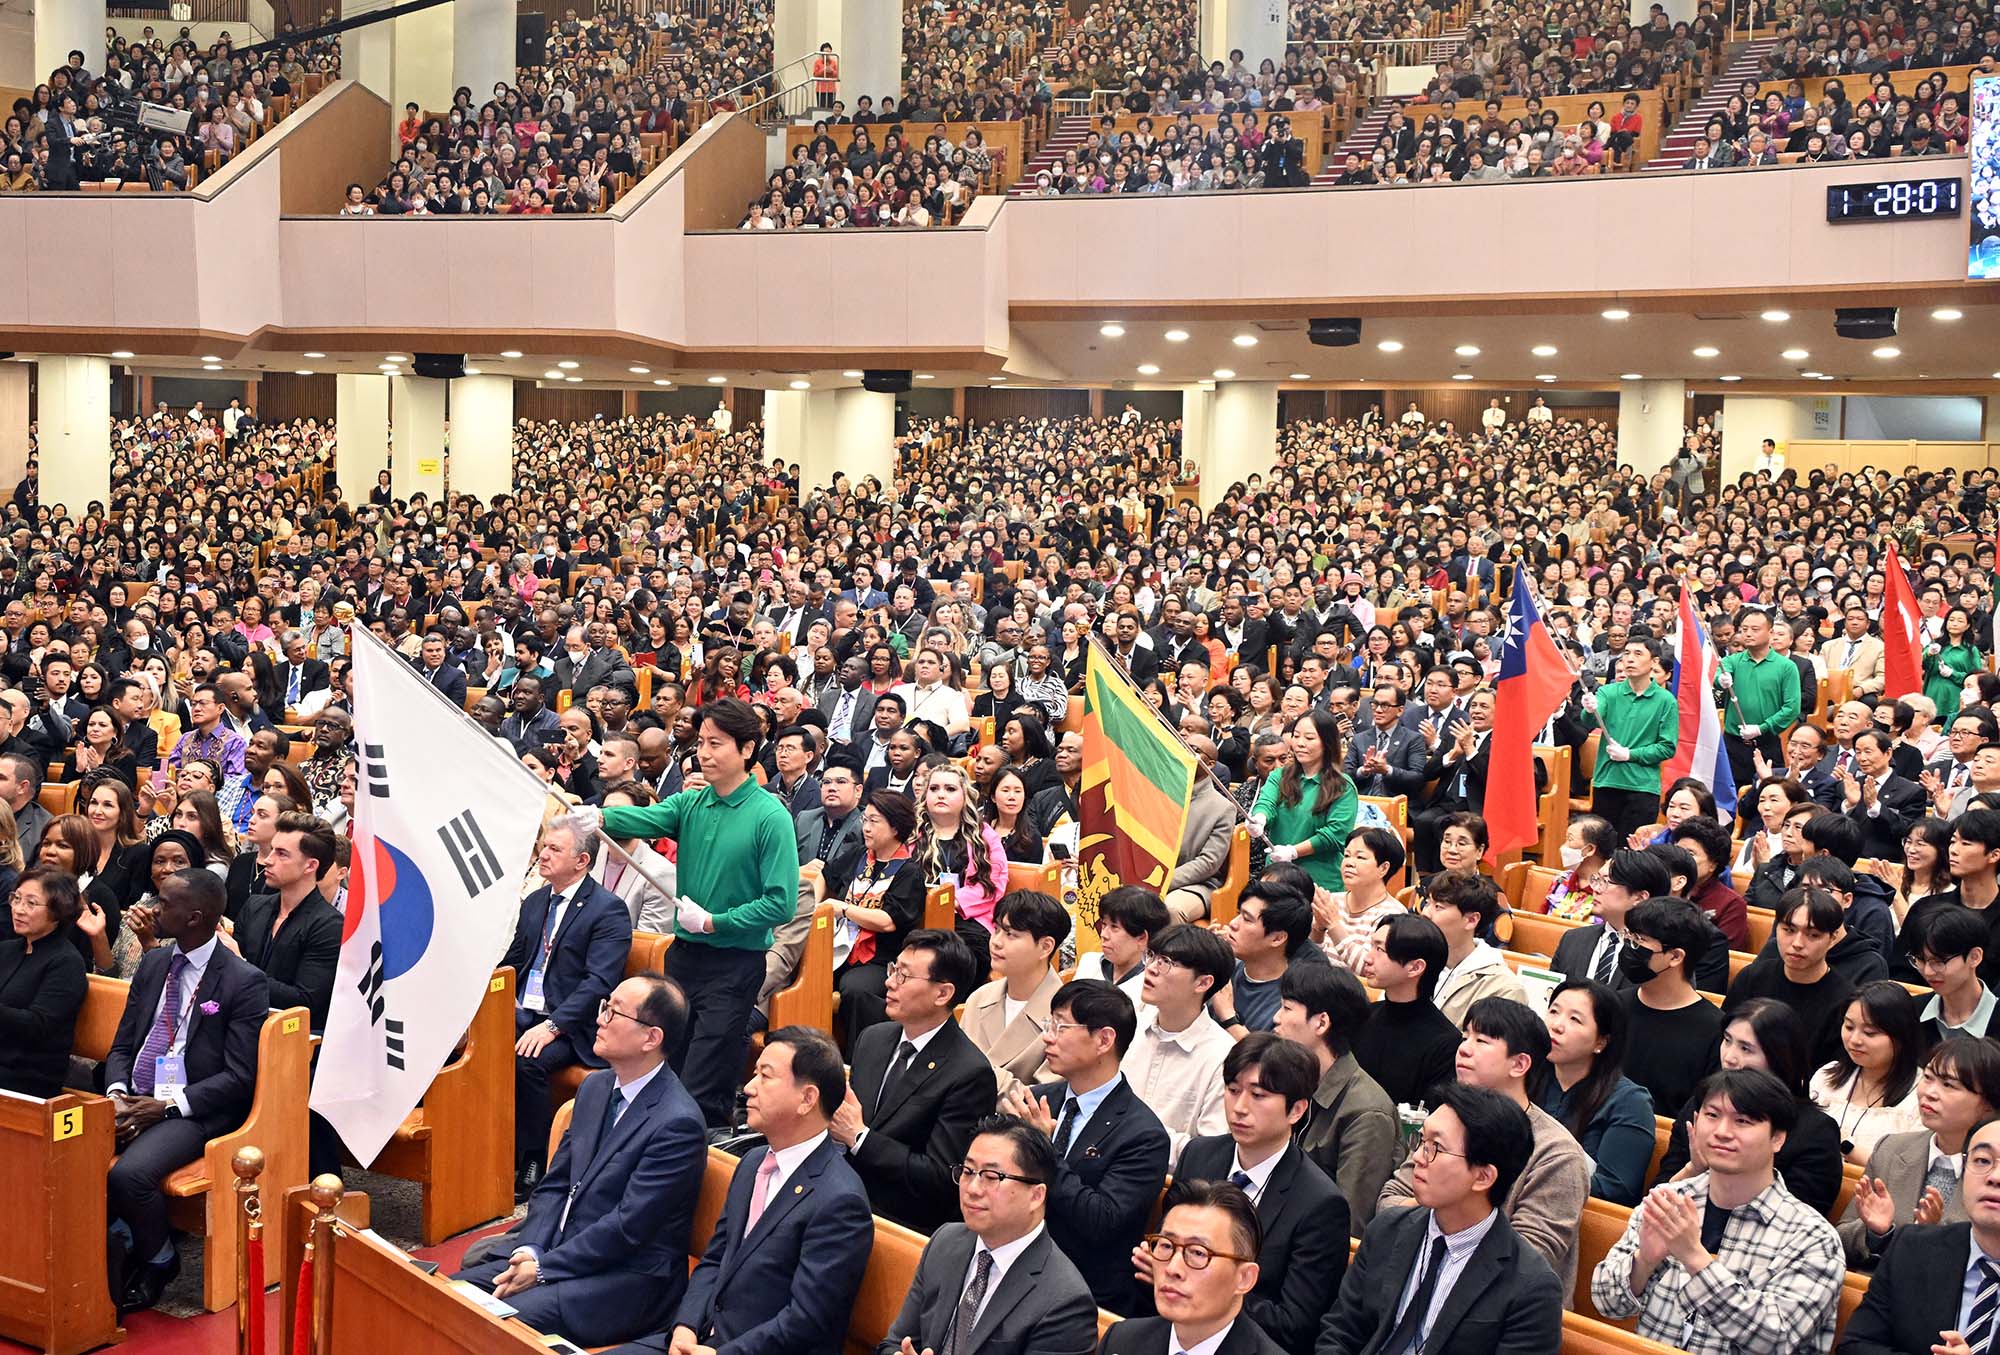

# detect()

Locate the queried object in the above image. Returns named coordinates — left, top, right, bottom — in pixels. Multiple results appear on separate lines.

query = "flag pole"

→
left=1084, top=632, right=1237, bottom=806
left=347, top=624, right=684, bottom=904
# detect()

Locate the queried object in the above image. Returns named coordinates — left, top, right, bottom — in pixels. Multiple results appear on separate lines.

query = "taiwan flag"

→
left=1487, top=578, right=1575, bottom=864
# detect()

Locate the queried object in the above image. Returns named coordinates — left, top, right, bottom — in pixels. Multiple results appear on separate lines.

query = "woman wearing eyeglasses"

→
left=823, top=790, right=923, bottom=1050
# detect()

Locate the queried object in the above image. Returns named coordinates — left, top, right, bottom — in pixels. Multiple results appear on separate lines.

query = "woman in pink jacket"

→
left=913, top=764, right=1009, bottom=978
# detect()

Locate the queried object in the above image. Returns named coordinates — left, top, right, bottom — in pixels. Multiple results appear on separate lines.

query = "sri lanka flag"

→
left=1663, top=590, right=1739, bottom=820
left=1488, top=579, right=1573, bottom=864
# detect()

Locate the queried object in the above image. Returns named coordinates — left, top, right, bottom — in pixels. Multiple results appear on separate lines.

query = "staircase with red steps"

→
left=1645, top=36, right=1781, bottom=168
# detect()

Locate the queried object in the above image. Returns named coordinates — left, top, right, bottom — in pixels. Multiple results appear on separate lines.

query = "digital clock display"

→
left=1826, top=177, right=1964, bottom=223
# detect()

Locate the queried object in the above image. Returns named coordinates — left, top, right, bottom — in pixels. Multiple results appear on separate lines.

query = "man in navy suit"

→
left=504, top=814, right=634, bottom=1195
left=614, top=1025, right=874, bottom=1355
left=415, top=631, right=469, bottom=708
left=1100, top=1180, right=1288, bottom=1355
left=106, top=868, right=271, bottom=1311
left=1000, top=978, right=1171, bottom=1315
left=458, top=974, right=706, bottom=1349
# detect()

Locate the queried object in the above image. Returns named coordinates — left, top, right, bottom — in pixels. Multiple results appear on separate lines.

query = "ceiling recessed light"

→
left=1602, top=308, right=1630, bottom=320
left=916, top=374, right=934, bottom=380
left=1099, top=324, right=1126, bottom=338
left=841, top=370, right=863, bottom=378
left=1536, top=373, right=1557, bottom=382
left=1376, top=340, right=1404, bottom=352
left=544, top=370, right=564, bottom=380
left=1136, top=364, right=1160, bottom=376
left=556, top=360, right=579, bottom=370
left=1531, top=344, right=1558, bottom=357
left=1454, top=345, right=1480, bottom=357
left=200, top=355, right=221, bottom=363
left=1782, top=348, right=1810, bottom=361
left=461, top=367, right=481, bottom=376
left=789, top=379, right=811, bottom=390
left=1212, top=368, right=1235, bottom=380
left=1872, top=346, right=1900, bottom=359
left=383, top=354, right=406, bottom=363
left=1760, top=310, right=1790, bottom=323
left=203, top=363, right=223, bottom=372
left=564, top=375, right=582, bottom=384
left=1934, top=308, right=1964, bottom=321
left=378, top=364, right=401, bottom=373
left=1451, top=373, right=1475, bottom=381
left=500, top=350, right=523, bottom=359
left=1693, top=346, right=1720, bottom=358
left=1164, top=329, right=1190, bottom=342
left=294, top=369, right=314, bottom=376
left=653, top=379, right=672, bottom=387
left=1818, top=373, right=1835, bottom=381
left=1719, top=374, right=1742, bottom=382
left=629, top=366, right=650, bottom=375
left=1620, top=373, right=1644, bottom=380
left=303, top=351, right=326, bottom=359
left=110, top=350, right=134, bottom=360
left=1232, top=334, right=1258, bottom=348
left=707, top=375, right=727, bottom=384
left=1800, top=370, right=1822, bottom=378
left=1290, top=373, right=1311, bottom=380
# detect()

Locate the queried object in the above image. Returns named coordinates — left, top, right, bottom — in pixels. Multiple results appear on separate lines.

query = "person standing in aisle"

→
left=1585, top=637, right=1680, bottom=843
left=1718, top=609, right=1802, bottom=794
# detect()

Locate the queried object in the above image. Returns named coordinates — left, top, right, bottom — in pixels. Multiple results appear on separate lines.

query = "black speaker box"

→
left=517, top=13, right=549, bottom=69
left=861, top=369, right=912, bottom=394
left=1307, top=318, right=1362, bottom=347
left=1833, top=308, right=1897, bottom=341
left=412, top=353, right=466, bottom=380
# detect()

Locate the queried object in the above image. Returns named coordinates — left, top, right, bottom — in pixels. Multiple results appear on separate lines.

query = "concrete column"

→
left=1615, top=378, right=1685, bottom=474
left=770, top=387, right=892, bottom=495
left=830, top=388, right=895, bottom=494
left=390, top=375, right=447, bottom=503
left=343, top=0, right=454, bottom=125
left=451, top=0, right=517, bottom=106
left=1182, top=385, right=1217, bottom=509
left=1201, top=381, right=1278, bottom=506
left=447, top=374, right=514, bottom=501
left=1198, top=0, right=1287, bottom=75
left=0, top=364, right=29, bottom=503
left=336, top=374, right=390, bottom=500
left=35, top=0, right=105, bottom=90
left=341, top=0, right=397, bottom=103
left=36, top=356, right=110, bottom=515
left=774, top=0, right=901, bottom=112
left=1718, top=394, right=1822, bottom=484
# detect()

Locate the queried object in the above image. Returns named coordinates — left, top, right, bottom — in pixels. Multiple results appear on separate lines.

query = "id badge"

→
left=522, top=970, right=548, bottom=1012
left=153, top=1055, right=187, bottom=1100
left=939, top=872, right=960, bottom=889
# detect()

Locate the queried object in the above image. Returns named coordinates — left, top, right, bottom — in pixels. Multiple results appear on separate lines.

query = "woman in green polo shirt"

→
left=1251, top=707, right=1359, bottom=892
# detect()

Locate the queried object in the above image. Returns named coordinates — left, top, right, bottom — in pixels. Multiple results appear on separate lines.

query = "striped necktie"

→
left=1968, top=1259, right=1999, bottom=1355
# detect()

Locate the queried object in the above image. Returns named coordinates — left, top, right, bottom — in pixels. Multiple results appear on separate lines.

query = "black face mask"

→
left=1618, top=943, right=1662, bottom=986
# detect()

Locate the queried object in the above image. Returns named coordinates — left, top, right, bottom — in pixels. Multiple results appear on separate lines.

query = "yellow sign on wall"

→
left=416, top=458, right=442, bottom=476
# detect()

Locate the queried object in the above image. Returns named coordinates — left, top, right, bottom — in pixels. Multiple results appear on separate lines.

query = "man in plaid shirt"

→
left=1593, top=1068, right=1844, bottom=1355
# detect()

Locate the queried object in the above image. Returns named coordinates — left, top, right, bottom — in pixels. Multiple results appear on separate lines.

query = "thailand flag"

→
left=1663, top=590, right=1739, bottom=819
left=1487, top=578, right=1574, bottom=864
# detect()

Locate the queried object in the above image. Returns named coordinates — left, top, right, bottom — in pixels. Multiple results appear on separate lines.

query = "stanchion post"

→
left=308, top=1175, right=346, bottom=1355
left=234, top=1146, right=267, bottom=1355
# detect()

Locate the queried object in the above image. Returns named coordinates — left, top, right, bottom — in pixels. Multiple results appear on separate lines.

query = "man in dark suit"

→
left=1136, top=1036, right=1345, bottom=1355
left=616, top=1026, right=873, bottom=1355
left=1102, top=1180, right=1287, bottom=1355
left=44, top=93, right=83, bottom=191
left=877, top=1113, right=1100, bottom=1355
left=1314, top=1083, right=1563, bottom=1355
left=552, top=625, right=637, bottom=702
left=795, top=759, right=866, bottom=897
left=1839, top=729, right=1928, bottom=860
left=832, top=928, right=996, bottom=1234
left=503, top=814, right=635, bottom=1195
left=413, top=631, right=469, bottom=708
left=457, top=975, right=707, bottom=1349
left=274, top=630, right=332, bottom=712
left=1001, top=978, right=1171, bottom=1315
left=817, top=655, right=878, bottom=751
left=1343, top=687, right=1429, bottom=799
left=1411, top=690, right=1540, bottom=872
left=1549, top=848, right=1731, bottom=993
left=767, top=580, right=826, bottom=649
left=105, top=868, right=270, bottom=1311
left=231, top=811, right=343, bottom=1032
left=1839, top=1117, right=2000, bottom=1354
left=108, top=676, right=161, bottom=772
left=1211, top=596, right=1268, bottom=667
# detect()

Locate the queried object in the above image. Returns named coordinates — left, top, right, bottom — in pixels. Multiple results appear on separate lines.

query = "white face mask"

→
left=1559, top=844, right=1586, bottom=869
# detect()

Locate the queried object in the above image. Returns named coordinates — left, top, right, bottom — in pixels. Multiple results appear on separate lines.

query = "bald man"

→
left=1164, top=736, right=1242, bottom=923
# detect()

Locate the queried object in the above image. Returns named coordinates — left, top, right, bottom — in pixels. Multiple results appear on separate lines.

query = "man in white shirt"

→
left=1122, top=922, right=1235, bottom=1159
left=1480, top=399, right=1507, bottom=435
left=892, top=647, right=972, bottom=745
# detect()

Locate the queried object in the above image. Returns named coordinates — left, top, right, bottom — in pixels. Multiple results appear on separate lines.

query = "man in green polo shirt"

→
left=1585, top=636, right=1681, bottom=843
left=588, top=697, right=799, bottom=1128
left=1717, top=608, right=1802, bottom=797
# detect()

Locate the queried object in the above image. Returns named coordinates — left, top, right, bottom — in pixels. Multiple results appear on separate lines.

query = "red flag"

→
left=1487, top=579, right=1574, bottom=864
left=1882, top=542, right=1923, bottom=702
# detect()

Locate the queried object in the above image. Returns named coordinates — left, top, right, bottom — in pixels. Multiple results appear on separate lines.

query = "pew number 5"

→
left=52, top=1107, right=83, bottom=1142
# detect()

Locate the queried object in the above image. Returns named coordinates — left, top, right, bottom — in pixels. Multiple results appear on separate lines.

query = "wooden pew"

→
left=767, top=902, right=837, bottom=1034
left=280, top=1182, right=371, bottom=1355
left=0, top=1091, right=120, bottom=1355
left=1209, top=825, right=1250, bottom=925
left=75, top=975, right=313, bottom=1311
left=924, top=883, right=956, bottom=932
left=367, top=969, right=516, bottom=1245
left=1573, top=1197, right=1637, bottom=1324
left=1562, top=1312, right=1688, bottom=1354
left=550, top=931, right=674, bottom=1105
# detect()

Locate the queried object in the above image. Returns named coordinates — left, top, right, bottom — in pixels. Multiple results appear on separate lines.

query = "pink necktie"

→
left=743, top=1152, right=781, bottom=1235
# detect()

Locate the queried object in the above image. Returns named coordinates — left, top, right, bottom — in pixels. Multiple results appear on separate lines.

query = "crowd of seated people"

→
left=897, top=0, right=1058, bottom=124
left=1031, top=106, right=1315, bottom=193
left=1686, top=64, right=1985, bottom=168
left=741, top=121, right=997, bottom=227
left=13, top=377, right=2000, bottom=1348
left=6, top=28, right=338, bottom=193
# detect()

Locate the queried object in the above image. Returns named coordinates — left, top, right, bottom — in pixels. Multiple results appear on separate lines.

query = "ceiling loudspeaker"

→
left=861, top=369, right=912, bottom=394
left=1307, top=318, right=1363, bottom=348
left=411, top=352, right=466, bottom=380
left=1833, top=308, right=1897, bottom=341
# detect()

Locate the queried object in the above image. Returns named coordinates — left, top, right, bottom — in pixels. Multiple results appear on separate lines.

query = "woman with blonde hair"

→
left=911, top=762, right=1009, bottom=976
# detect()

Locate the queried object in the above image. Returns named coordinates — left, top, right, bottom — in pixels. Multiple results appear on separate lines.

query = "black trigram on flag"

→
left=384, top=1019, right=406, bottom=1071
left=438, top=810, right=503, bottom=896
left=357, top=940, right=386, bottom=1023
left=362, top=743, right=392, bottom=798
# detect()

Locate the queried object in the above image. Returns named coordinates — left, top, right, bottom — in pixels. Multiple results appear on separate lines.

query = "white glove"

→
left=1605, top=740, right=1631, bottom=762
left=1580, top=691, right=1599, bottom=715
left=1738, top=724, right=1761, bottom=740
left=1941, top=665, right=1957, bottom=679
left=571, top=804, right=604, bottom=834
left=674, top=895, right=714, bottom=934
left=1716, top=670, right=1734, bottom=691
left=1247, top=813, right=1268, bottom=841
left=1268, top=843, right=1298, bottom=863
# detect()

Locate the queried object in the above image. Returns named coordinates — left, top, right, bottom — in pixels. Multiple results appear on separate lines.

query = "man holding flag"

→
left=1715, top=609, right=1801, bottom=794
left=1583, top=636, right=1680, bottom=843
left=1662, top=589, right=1739, bottom=825
left=1485, top=579, right=1574, bottom=864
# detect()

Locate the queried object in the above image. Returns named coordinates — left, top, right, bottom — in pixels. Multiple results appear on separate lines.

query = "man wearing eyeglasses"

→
left=1316, top=1084, right=1561, bottom=1355
left=456, top=975, right=707, bottom=1350
left=1102, top=1179, right=1285, bottom=1355
left=876, top=1113, right=1098, bottom=1355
